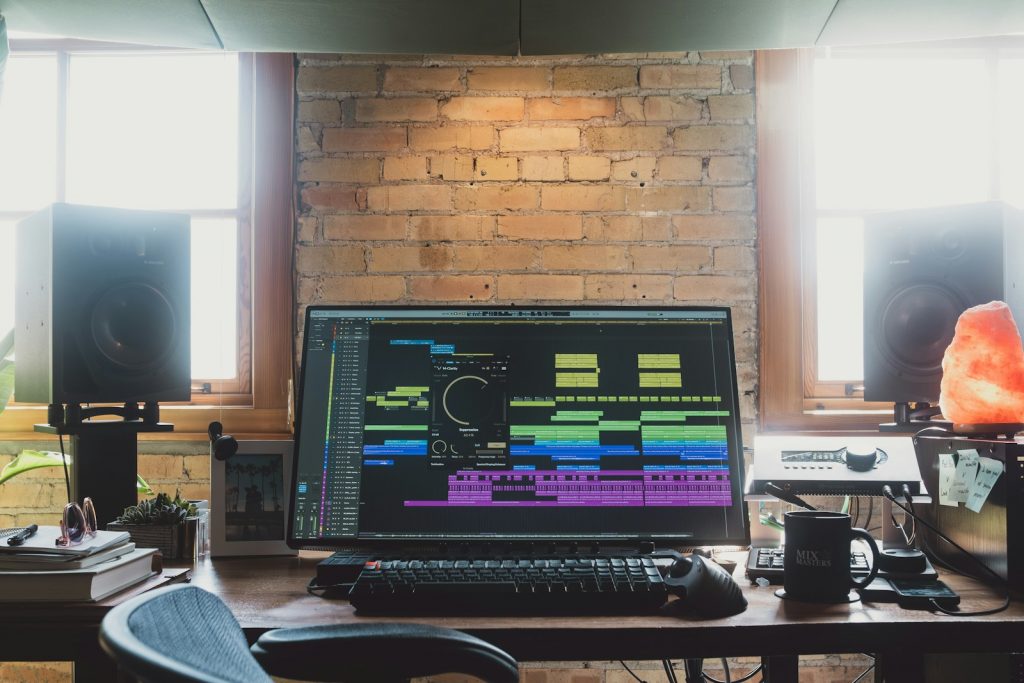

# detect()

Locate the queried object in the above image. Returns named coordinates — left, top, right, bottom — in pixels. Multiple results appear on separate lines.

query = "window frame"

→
left=757, top=39, right=1024, bottom=432
left=0, top=45, right=294, bottom=437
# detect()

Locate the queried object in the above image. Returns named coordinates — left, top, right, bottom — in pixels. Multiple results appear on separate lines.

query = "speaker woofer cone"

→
left=90, top=283, right=178, bottom=371
left=878, top=283, right=964, bottom=376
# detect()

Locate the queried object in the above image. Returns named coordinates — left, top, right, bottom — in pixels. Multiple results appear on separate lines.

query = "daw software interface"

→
left=289, top=307, right=748, bottom=546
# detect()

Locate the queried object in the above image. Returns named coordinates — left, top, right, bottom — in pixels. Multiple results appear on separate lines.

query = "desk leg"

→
left=876, top=651, right=924, bottom=683
left=762, top=655, right=799, bottom=683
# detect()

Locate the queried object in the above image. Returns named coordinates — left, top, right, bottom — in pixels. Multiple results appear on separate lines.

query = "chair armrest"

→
left=251, top=622, right=518, bottom=683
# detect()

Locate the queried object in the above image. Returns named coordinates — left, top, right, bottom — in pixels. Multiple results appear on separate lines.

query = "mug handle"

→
left=849, top=527, right=880, bottom=589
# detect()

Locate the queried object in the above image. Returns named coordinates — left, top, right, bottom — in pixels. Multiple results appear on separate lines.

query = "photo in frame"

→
left=210, top=440, right=297, bottom=557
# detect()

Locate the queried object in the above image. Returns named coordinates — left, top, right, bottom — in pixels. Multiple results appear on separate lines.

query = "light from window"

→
left=998, top=59, right=1024, bottom=207
left=0, top=49, right=243, bottom=382
left=816, top=216, right=865, bottom=381
left=66, top=52, right=238, bottom=210
left=812, top=52, right=1023, bottom=382
left=190, top=218, right=238, bottom=379
left=0, top=55, right=57, bottom=211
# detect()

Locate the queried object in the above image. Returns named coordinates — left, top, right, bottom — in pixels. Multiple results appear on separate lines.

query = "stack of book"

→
left=0, top=526, right=158, bottom=602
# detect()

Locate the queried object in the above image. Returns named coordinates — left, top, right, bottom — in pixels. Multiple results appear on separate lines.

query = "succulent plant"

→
left=116, top=491, right=196, bottom=525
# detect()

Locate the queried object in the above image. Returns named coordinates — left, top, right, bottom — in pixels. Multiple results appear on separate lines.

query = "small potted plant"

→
left=108, top=492, right=198, bottom=558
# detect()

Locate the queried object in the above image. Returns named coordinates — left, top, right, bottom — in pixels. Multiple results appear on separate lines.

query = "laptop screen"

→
left=288, top=306, right=748, bottom=547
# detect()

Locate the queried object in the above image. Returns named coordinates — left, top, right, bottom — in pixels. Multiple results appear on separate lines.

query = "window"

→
left=758, top=39, right=1024, bottom=430
left=0, top=40, right=293, bottom=433
left=0, top=44, right=247, bottom=389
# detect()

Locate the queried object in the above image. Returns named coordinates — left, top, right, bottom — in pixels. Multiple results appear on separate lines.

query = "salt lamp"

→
left=939, top=301, right=1024, bottom=425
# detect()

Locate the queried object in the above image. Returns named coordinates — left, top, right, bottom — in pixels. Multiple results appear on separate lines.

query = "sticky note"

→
left=950, top=449, right=980, bottom=503
left=938, top=452, right=958, bottom=507
left=966, top=457, right=1003, bottom=513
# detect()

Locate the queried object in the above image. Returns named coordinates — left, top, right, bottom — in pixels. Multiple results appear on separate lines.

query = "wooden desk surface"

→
left=187, top=555, right=1024, bottom=662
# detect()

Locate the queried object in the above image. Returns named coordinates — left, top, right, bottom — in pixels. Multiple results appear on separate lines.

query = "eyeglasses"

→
left=56, top=498, right=97, bottom=547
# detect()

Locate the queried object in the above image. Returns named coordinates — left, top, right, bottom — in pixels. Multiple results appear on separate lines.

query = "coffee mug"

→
left=781, top=511, right=880, bottom=602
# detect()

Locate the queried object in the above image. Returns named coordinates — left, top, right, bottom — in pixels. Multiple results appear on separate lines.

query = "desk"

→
left=2, top=556, right=1021, bottom=682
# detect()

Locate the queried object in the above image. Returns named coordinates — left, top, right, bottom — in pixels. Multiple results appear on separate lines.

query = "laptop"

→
left=287, top=306, right=750, bottom=558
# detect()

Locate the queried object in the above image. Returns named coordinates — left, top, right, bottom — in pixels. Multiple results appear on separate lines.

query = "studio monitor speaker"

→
left=863, top=201, right=1024, bottom=403
left=15, top=203, right=191, bottom=404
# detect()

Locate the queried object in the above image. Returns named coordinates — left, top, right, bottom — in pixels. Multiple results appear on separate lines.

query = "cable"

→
left=901, top=486, right=916, bottom=545
left=59, top=432, right=71, bottom=504
left=663, top=659, right=678, bottom=683
left=305, top=577, right=354, bottom=596
left=700, top=662, right=762, bottom=683
left=850, top=664, right=874, bottom=683
left=888, top=490, right=915, bottom=546
left=619, top=660, right=648, bottom=683
left=882, top=485, right=1011, bottom=616
left=719, top=659, right=731, bottom=683
left=862, top=495, right=872, bottom=531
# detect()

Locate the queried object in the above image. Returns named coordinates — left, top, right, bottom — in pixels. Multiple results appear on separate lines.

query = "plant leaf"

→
left=137, top=474, right=154, bottom=496
left=0, top=450, right=70, bottom=485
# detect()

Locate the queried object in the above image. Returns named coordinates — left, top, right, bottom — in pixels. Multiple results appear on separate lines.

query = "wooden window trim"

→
left=0, top=52, right=294, bottom=439
left=757, top=49, right=889, bottom=433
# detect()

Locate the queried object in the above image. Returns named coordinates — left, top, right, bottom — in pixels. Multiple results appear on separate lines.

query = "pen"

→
left=7, top=524, right=38, bottom=546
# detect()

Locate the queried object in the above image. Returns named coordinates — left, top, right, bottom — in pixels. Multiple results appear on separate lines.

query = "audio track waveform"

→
left=510, top=395, right=722, bottom=406
left=403, top=469, right=732, bottom=507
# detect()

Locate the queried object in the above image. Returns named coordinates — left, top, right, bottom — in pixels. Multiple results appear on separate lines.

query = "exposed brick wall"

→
left=294, top=51, right=759, bottom=438
left=0, top=440, right=210, bottom=529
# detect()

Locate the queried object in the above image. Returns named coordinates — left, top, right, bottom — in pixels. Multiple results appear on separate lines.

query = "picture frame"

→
left=210, top=440, right=297, bottom=557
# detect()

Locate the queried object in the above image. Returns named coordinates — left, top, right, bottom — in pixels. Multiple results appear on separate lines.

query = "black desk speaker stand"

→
left=35, top=402, right=173, bottom=529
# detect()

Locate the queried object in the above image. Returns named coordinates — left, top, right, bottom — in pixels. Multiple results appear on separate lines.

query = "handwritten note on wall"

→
left=938, top=452, right=957, bottom=507
left=950, top=449, right=980, bottom=503
left=966, top=457, right=1004, bottom=513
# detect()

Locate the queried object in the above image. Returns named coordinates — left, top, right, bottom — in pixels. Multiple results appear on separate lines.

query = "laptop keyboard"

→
left=348, top=556, right=669, bottom=614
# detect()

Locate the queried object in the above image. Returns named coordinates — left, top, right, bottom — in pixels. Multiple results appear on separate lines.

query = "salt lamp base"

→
left=951, top=423, right=1024, bottom=439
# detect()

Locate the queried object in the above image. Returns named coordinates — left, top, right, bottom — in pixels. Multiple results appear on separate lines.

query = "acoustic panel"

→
left=819, top=0, right=1024, bottom=46
left=520, top=0, right=837, bottom=55
left=201, top=0, right=519, bottom=54
left=0, top=0, right=221, bottom=48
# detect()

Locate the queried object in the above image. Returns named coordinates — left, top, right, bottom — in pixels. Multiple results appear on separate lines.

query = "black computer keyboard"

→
left=348, top=556, right=669, bottom=614
left=746, top=547, right=870, bottom=583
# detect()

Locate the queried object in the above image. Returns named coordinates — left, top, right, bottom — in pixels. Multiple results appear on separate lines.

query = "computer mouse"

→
left=662, top=554, right=748, bottom=618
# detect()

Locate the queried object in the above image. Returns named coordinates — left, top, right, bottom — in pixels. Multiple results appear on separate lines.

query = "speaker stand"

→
left=878, top=401, right=952, bottom=433
left=35, top=404, right=173, bottom=529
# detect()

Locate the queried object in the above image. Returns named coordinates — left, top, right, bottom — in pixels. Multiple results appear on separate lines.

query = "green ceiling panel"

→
left=520, top=0, right=838, bottom=55
left=201, top=0, right=519, bottom=54
left=818, top=0, right=1024, bottom=46
left=0, top=0, right=221, bottom=48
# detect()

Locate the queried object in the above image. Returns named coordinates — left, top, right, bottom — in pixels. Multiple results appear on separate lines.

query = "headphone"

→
left=208, top=421, right=238, bottom=461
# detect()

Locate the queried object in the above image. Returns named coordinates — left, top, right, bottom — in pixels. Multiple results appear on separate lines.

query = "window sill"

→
left=0, top=404, right=290, bottom=441
left=760, top=408, right=906, bottom=434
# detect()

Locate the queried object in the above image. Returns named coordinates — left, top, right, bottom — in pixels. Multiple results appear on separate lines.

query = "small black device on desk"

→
left=745, top=546, right=938, bottom=584
left=890, top=578, right=960, bottom=610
